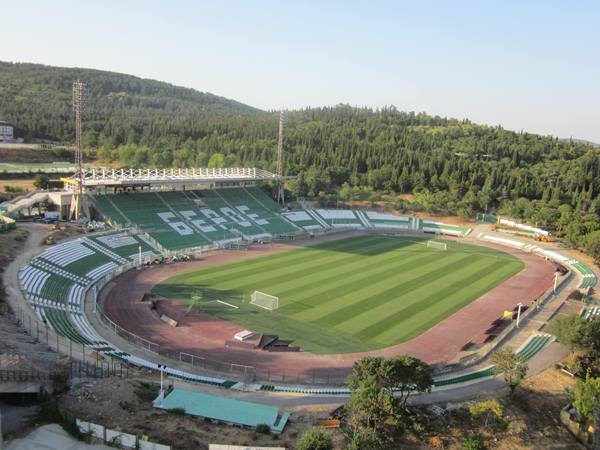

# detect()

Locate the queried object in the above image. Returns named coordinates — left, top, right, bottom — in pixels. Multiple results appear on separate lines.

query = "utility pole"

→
left=71, top=80, right=87, bottom=220
left=516, top=302, right=523, bottom=327
left=276, top=110, right=287, bottom=206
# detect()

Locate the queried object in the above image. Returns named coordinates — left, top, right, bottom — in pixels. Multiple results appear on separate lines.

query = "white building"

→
left=0, top=121, right=14, bottom=142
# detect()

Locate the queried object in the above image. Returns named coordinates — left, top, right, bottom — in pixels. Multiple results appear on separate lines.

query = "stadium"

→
left=8, top=166, right=596, bottom=389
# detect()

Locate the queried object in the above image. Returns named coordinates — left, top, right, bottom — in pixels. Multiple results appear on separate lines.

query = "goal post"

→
left=426, top=240, right=447, bottom=251
left=250, top=291, right=279, bottom=311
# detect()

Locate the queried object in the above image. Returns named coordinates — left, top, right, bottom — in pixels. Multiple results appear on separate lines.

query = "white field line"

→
left=215, top=299, right=239, bottom=309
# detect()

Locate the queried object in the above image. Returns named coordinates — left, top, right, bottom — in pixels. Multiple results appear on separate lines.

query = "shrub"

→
left=571, top=375, right=600, bottom=425
left=255, top=423, right=271, bottom=435
left=3, top=185, right=24, bottom=193
left=33, top=174, right=50, bottom=190
left=167, top=407, right=186, bottom=416
left=461, top=434, right=486, bottom=450
left=296, top=427, right=333, bottom=450
left=133, top=381, right=159, bottom=402
left=469, top=399, right=508, bottom=431
left=50, top=365, right=70, bottom=393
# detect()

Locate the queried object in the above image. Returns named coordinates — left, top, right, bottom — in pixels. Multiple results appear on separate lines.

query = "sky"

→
left=2, top=1, right=599, bottom=142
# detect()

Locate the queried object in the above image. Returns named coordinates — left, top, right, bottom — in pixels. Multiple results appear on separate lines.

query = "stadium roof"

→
left=64, top=167, right=293, bottom=188
left=155, top=388, right=289, bottom=432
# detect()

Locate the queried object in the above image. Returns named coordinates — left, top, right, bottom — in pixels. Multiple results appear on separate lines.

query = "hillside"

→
left=0, top=61, right=261, bottom=144
left=0, top=62, right=598, bottom=257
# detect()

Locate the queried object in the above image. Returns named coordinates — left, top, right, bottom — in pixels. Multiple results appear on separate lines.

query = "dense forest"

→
left=1, top=62, right=599, bottom=261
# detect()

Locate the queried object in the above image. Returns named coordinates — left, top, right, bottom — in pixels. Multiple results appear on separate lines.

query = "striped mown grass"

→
left=153, top=236, right=524, bottom=354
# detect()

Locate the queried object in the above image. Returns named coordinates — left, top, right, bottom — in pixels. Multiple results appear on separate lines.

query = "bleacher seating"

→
left=312, top=209, right=364, bottom=228
left=93, top=187, right=476, bottom=250
left=97, top=192, right=213, bottom=251
left=582, top=307, right=600, bottom=321
left=364, top=211, right=411, bottom=229
left=214, top=188, right=297, bottom=235
left=281, top=210, right=326, bottom=230
left=20, top=231, right=159, bottom=349
left=572, top=262, right=597, bottom=289
left=191, top=189, right=272, bottom=239
left=94, top=188, right=302, bottom=250
left=92, top=195, right=129, bottom=226
left=420, top=220, right=472, bottom=237
left=478, top=233, right=597, bottom=290
left=516, top=334, right=552, bottom=360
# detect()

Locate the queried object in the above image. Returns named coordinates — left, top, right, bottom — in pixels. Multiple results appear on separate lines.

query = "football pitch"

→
left=153, top=235, right=524, bottom=354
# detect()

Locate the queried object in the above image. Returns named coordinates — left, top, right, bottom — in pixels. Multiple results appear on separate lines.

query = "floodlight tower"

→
left=70, top=80, right=88, bottom=220
left=276, top=110, right=287, bottom=206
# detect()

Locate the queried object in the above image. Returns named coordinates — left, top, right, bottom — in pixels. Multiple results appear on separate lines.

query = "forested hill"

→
left=0, top=61, right=261, bottom=143
left=1, top=62, right=599, bottom=257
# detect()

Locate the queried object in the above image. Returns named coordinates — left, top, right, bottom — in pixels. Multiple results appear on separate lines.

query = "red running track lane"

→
left=102, top=240, right=556, bottom=380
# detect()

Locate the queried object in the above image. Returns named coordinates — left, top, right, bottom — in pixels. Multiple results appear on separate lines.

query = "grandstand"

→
left=582, top=307, right=600, bottom=321
left=92, top=185, right=476, bottom=253
left=311, top=209, right=364, bottom=228
left=478, top=233, right=597, bottom=290
left=280, top=208, right=471, bottom=236
left=19, top=231, right=159, bottom=348
left=92, top=187, right=300, bottom=251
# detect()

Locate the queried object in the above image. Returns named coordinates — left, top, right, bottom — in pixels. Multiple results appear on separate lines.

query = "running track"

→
left=102, top=234, right=556, bottom=380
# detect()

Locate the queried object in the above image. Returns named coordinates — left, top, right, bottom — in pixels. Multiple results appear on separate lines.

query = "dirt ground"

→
left=0, top=227, right=67, bottom=371
left=59, top=376, right=345, bottom=450
left=0, top=179, right=36, bottom=193
left=395, top=366, right=582, bottom=449
left=0, top=227, right=29, bottom=272
left=55, top=365, right=584, bottom=450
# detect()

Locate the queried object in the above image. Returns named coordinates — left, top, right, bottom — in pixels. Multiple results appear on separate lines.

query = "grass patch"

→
left=154, top=236, right=523, bottom=354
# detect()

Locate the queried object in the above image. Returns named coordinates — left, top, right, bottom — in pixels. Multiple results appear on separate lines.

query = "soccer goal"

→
left=426, top=240, right=447, bottom=251
left=250, top=291, right=279, bottom=311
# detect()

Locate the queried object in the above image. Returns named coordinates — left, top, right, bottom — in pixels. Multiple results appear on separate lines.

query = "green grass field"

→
left=153, top=236, right=524, bottom=354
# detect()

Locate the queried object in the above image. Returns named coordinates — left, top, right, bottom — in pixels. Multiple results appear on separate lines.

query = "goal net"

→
left=250, top=291, right=279, bottom=310
left=426, top=240, right=447, bottom=250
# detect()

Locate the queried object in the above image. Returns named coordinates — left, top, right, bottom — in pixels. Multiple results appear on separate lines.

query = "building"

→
left=0, top=121, right=14, bottom=142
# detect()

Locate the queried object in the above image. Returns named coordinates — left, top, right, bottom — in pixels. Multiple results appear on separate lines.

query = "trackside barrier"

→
left=92, top=229, right=574, bottom=385
left=451, top=270, right=571, bottom=370
left=13, top=225, right=580, bottom=392
left=6, top=306, right=131, bottom=379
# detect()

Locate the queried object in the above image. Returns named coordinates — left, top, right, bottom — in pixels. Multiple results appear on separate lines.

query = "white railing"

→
left=68, top=167, right=279, bottom=186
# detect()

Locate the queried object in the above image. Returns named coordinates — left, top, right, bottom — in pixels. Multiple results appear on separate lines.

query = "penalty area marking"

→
left=210, top=299, right=239, bottom=310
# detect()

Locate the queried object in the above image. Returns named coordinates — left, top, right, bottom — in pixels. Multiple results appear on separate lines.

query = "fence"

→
left=449, top=269, right=573, bottom=370
left=94, top=290, right=350, bottom=385
left=8, top=221, right=577, bottom=388
left=5, top=306, right=131, bottom=380
left=53, top=400, right=172, bottom=450
left=92, top=243, right=576, bottom=386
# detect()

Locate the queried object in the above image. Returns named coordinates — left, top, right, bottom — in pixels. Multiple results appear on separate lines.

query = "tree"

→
left=207, top=153, right=225, bottom=168
left=549, top=315, right=600, bottom=377
left=585, top=230, right=600, bottom=265
left=548, top=315, right=589, bottom=351
left=572, top=375, right=600, bottom=425
left=296, top=427, right=333, bottom=450
left=33, top=174, right=50, bottom=190
left=347, top=355, right=433, bottom=447
left=491, top=348, right=528, bottom=395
